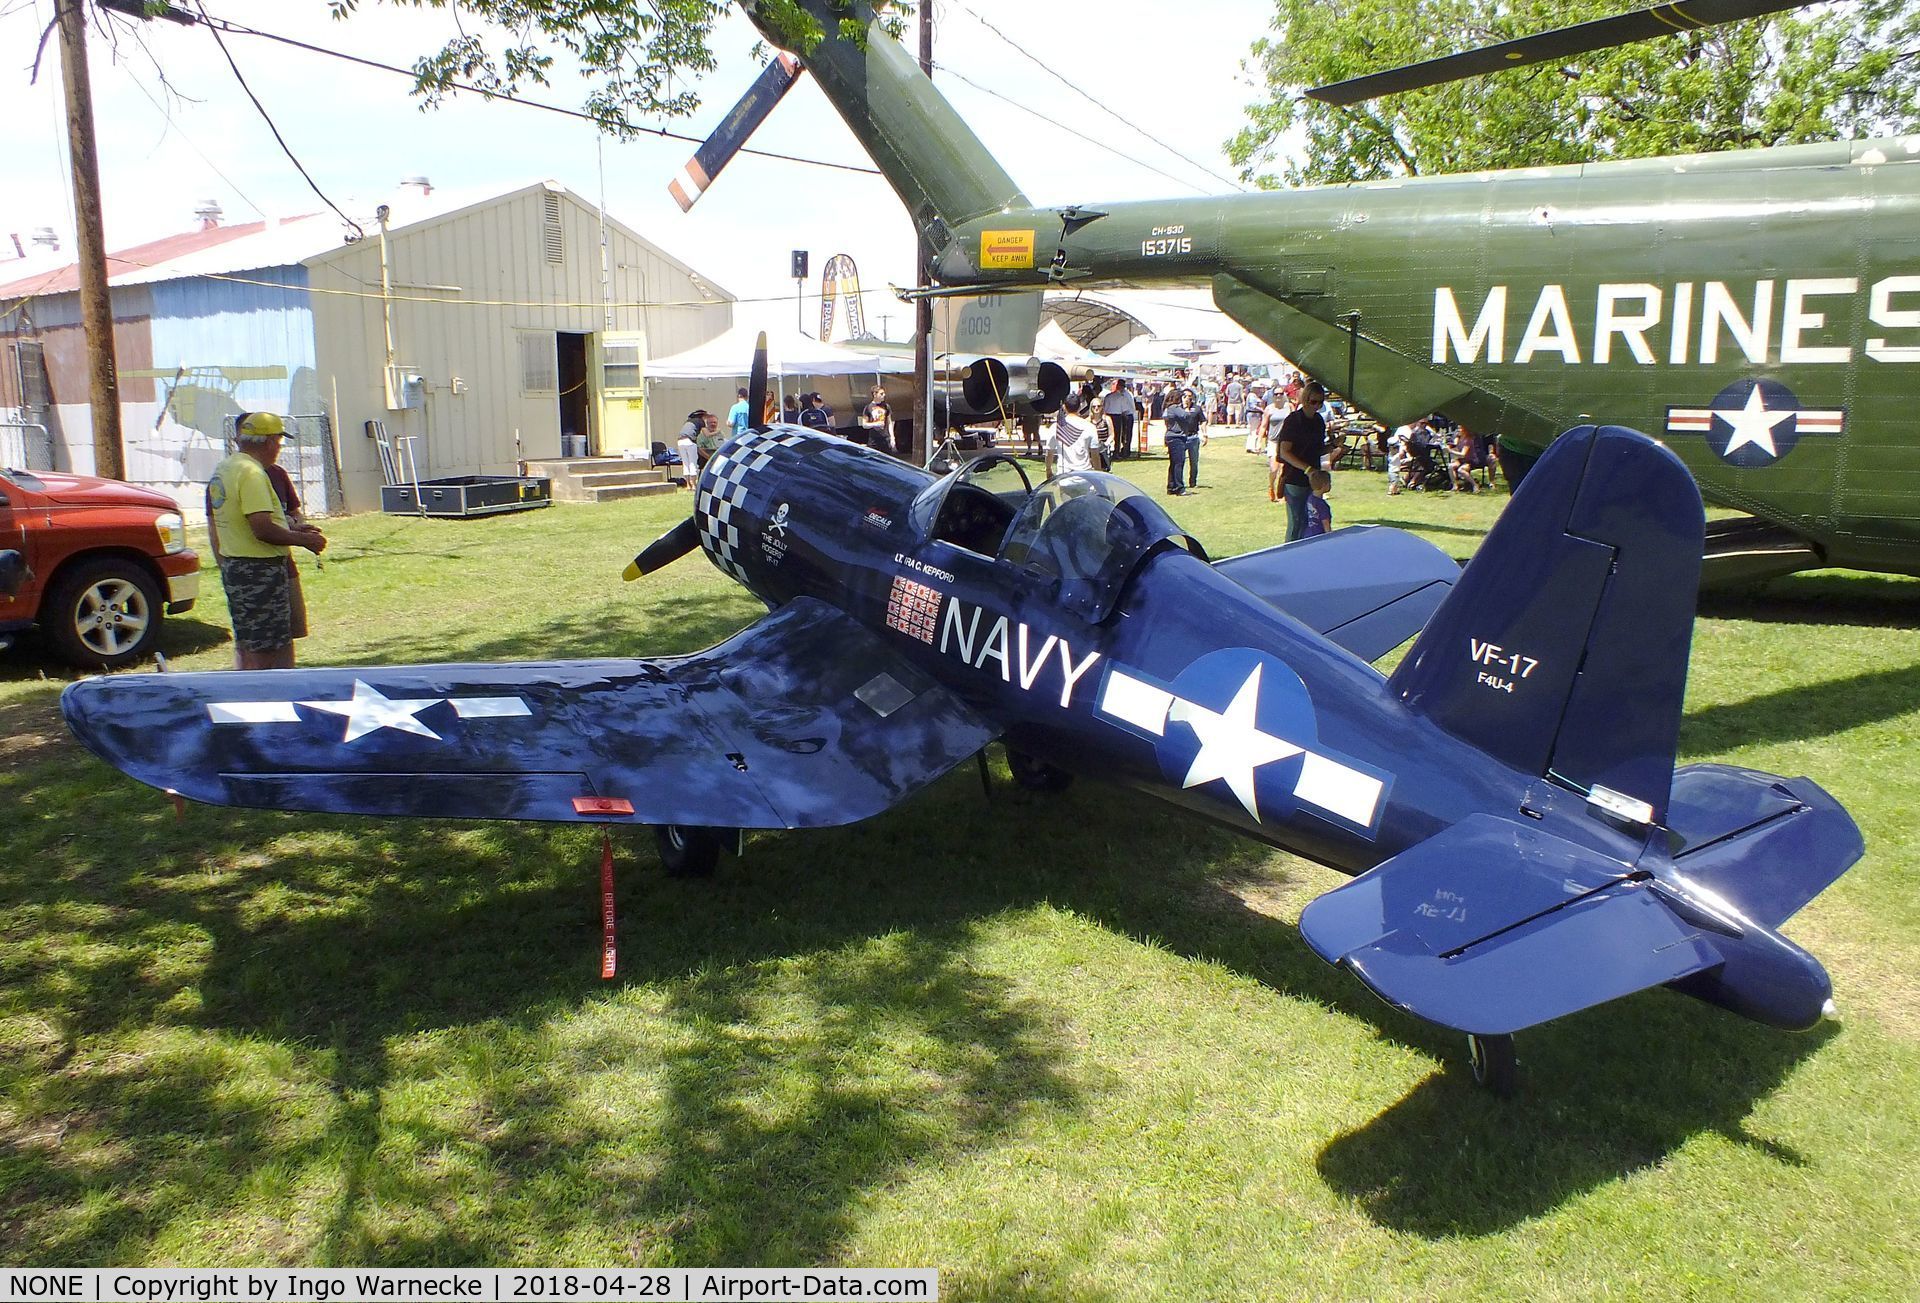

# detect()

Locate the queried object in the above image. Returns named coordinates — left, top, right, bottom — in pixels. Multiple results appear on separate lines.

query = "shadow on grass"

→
left=0, top=732, right=1836, bottom=1261
left=1683, top=660, right=1920, bottom=752
left=0, top=613, right=230, bottom=683
left=1021, top=787, right=1832, bottom=1236
left=1356, top=516, right=1492, bottom=541
left=0, top=774, right=1080, bottom=1265
left=1699, top=571, right=1920, bottom=628
left=1314, top=1000, right=1835, bottom=1236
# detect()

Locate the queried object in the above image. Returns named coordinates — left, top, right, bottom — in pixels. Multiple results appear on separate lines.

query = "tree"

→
left=326, top=0, right=901, bottom=136
left=1228, top=0, right=1920, bottom=187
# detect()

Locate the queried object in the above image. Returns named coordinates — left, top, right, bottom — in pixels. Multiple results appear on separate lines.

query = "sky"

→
left=0, top=0, right=1286, bottom=335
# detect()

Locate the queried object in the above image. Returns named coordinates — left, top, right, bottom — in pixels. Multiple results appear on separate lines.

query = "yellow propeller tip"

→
left=622, top=561, right=643, bottom=581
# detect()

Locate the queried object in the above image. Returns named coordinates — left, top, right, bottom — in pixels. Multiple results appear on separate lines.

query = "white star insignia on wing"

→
left=1717, top=385, right=1792, bottom=459
left=1168, top=664, right=1302, bottom=821
left=301, top=679, right=443, bottom=743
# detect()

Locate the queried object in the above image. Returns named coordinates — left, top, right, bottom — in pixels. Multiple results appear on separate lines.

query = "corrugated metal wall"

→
left=309, top=183, right=733, bottom=512
left=144, top=268, right=326, bottom=507
left=4, top=185, right=732, bottom=514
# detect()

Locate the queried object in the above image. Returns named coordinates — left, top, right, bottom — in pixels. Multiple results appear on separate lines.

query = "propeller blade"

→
left=749, top=331, right=770, bottom=431
left=668, top=55, right=804, bottom=211
left=623, top=516, right=701, bottom=581
left=1307, top=0, right=1811, bottom=105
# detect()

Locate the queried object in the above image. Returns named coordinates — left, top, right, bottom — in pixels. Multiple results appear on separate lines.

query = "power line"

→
left=191, top=1, right=364, bottom=238
left=11, top=253, right=911, bottom=315
left=932, top=61, right=1211, bottom=194
left=115, top=3, right=881, bottom=178
left=119, top=60, right=269, bottom=222
left=943, top=0, right=1248, bottom=194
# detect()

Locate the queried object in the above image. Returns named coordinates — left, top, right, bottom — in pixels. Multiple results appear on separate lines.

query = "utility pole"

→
left=56, top=0, right=124, bottom=480
left=911, top=3, right=933, bottom=464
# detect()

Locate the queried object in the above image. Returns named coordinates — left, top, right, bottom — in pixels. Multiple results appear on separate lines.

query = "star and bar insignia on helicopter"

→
left=1665, top=378, right=1845, bottom=468
left=206, top=679, right=531, bottom=743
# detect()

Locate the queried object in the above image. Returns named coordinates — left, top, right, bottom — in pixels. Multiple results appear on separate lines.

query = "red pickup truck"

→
left=0, top=466, right=201, bottom=669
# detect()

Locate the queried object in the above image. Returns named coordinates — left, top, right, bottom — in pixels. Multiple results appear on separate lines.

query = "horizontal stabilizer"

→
left=1666, top=764, right=1865, bottom=928
left=1299, top=815, right=1635, bottom=962
left=63, top=598, right=996, bottom=829
left=1336, top=885, right=1720, bottom=1036
left=1301, top=816, right=1715, bottom=1035
left=1212, top=526, right=1459, bottom=662
left=1302, top=808, right=1847, bottom=1034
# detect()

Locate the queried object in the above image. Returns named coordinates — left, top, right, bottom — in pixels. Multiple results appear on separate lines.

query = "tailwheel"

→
left=656, top=824, right=726, bottom=878
left=1006, top=747, right=1073, bottom=793
left=1466, top=1033, right=1518, bottom=1097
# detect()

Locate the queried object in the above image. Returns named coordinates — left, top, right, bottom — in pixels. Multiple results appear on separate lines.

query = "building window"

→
left=519, top=331, right=556, bottom=395
left=542, top=192, right=564, bottom=265
left=602, top=341, right=641, bottom=391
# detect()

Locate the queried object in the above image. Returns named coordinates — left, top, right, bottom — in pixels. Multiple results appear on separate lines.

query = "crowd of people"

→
left=658, top=367, right=1502, bottom=549
left=1030, top=366, right=1505, bottom=544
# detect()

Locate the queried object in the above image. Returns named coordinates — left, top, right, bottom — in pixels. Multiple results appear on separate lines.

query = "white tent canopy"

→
left=646, top=321, right=914, bottom=379
left=1034, top=319, right=1106, bottom=369
left=1101, top=335, right=1190, bottom=369
left=1206, top=334, right=1290, bottom=367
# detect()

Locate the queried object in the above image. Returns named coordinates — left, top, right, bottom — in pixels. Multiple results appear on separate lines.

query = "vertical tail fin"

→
left=1388, top=425, right=1703, bottom=823
left=745, top=2, right=1027, bottom=233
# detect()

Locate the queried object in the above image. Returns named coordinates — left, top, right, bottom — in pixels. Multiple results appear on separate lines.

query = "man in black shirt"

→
left=1274, top=381, right=1328, bottom=542
left=799, top=392, right=834, bottom=432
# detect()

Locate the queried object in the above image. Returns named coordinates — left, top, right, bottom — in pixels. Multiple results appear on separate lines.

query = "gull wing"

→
left=62, top=598, right=996, bottom=829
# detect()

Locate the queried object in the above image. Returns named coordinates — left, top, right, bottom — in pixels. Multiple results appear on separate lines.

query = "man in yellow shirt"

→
left=206, top=412, right=326, bottom=668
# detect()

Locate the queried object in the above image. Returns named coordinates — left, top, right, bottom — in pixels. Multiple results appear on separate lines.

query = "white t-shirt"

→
left=1100, top=388, right=1134, bottom=416
left=1051, top=413, right=1101, bottom=474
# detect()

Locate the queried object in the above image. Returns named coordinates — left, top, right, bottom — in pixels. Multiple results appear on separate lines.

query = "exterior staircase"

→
left=522, top=456, right=682, bottom=504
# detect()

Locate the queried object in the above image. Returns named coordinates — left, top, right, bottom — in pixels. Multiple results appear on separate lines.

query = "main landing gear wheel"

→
left=1467, top=1033, right=1518, bottom=1097
left=656, top=824, right=725, bottom=878
left=1006, top=748, right=1073, bottom=793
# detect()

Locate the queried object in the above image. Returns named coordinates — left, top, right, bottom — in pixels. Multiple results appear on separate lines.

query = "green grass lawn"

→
left=2, top=444, right=1916, bottom=1297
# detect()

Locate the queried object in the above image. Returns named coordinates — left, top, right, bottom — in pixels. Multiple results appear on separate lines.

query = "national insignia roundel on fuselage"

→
left=1096, top=648, right=1391, bottom=835
left=1663, top=378, right=1846, bottom=469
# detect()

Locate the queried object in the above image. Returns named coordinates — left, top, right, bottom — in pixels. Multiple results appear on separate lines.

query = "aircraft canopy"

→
left=1000, top=473, right=1206, bottom=622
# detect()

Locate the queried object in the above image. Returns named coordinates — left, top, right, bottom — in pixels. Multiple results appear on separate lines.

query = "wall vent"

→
left=542, top=192, right=564, bottom=264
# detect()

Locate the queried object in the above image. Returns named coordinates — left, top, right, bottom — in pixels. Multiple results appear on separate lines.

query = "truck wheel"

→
left=655, top=825, right=724, bottom=878
left=45, top=558, right=163, bottom=670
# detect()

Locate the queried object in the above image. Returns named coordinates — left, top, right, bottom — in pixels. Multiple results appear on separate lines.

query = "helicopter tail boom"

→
left=744, top=2, right=1027, bottom=239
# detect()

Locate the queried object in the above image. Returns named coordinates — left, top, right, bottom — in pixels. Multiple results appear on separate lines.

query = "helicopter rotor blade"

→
left=623, top=516, right=702, bottom=582
left=668, top=55, right=804, bottom=211
left=1307, top=0, right=1812, bottom=106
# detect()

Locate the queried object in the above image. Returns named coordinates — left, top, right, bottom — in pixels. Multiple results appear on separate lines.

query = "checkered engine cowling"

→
left=694, top=426, right=829, bottom=586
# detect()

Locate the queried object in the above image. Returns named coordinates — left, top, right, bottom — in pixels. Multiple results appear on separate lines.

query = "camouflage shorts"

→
left=220, top=555, right=291, bottom=652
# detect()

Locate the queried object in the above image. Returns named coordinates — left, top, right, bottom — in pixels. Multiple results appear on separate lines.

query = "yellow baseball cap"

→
left=236, top=411, right=291, bottom=441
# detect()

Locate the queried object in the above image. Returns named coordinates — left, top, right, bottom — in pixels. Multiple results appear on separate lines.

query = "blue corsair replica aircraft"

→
left=62, top=404, right=1863, bottom=1092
